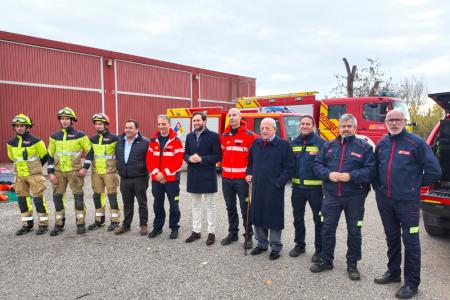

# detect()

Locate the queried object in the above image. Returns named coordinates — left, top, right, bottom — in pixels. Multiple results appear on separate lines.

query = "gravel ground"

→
left=0, top=170, right=449, bottom=300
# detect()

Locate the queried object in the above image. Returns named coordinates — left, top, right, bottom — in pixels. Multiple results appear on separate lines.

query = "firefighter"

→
left=146, top=115, right=184, bottom=239
left=86, top=113, right=121, bottom=232
left=311, top=113, right=375, bottom=280
left=7, top=114, right=49, bottom=235
left=289, top=115, right=325, bottom=260
left=220, top=108, right=257, bottom=250
left=47, top=107, right=92, bottom=236
left=374, top=109, right=441, bottom=299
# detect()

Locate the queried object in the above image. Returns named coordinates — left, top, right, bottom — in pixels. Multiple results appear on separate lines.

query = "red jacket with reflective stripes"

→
left=220, top=121, right=257, bottom=179
left=146, top=128, right=184, bottom=182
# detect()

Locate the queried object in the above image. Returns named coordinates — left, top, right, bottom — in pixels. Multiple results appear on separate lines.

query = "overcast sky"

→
left=1, top=0, right=449, bottom=98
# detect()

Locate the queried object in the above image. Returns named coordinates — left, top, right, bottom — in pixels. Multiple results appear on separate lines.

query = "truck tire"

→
left=424, top=224, right=446, bottom=237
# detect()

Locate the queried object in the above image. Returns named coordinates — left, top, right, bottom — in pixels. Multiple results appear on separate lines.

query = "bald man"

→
left=374, top=109, right=441, bottom=299
left=220, top=108, right=257, bottom=249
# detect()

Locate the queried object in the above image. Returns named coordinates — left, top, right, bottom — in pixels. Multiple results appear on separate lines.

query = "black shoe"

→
left=243, top=237, right=253, bottom=250
left=50, top=225, right=64, bottom=236
left=148, top=228, right=163, bottom=238
left=35, top=226, right=48, bottom=235
left=88, top=222, right=104, bottom=231
left=250, top=247, right=267, bottom=256
left=221, top=234, right=238, bottom=245
left=15, top=226, right=33, bottom=236
left=169, top=229, right=179, bottom=239
left=347, top=264, right=361, bottom=280
left=289, top=245, right=305, bottom=257
left=185, top=231, right=201, bottom=243
left=77, top=225, right=86, bottom=235
left=269, top=251, right=281, bottom=260
left=107, top=222, right=120, bottom=232
left=374, top=271, right=401, bottom=284
left=395, top=285, right=418, bottom=299
left=311, top=252, right=321, bottom=263
left=310, top=260, right=333, bottom=273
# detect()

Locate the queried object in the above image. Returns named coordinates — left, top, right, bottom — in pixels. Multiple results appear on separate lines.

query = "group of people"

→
left=7, top=106, right=442, bottom=299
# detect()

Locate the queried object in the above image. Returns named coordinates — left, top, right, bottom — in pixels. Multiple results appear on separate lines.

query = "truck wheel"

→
left=424, top=224, right=446, bottom=237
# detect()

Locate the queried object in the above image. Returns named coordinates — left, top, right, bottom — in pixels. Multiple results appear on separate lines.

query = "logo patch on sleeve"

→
left=351, top=152, right=362, bottom=158
left=398, top=150, right=411, bottom=155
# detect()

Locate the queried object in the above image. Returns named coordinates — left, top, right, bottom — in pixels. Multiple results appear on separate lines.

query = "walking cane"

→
left=244, top=181, right=252, bottom=256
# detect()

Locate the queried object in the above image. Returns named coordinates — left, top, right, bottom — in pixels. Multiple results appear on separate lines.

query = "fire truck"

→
left=167, top=91, right=411, bottom=146
left=420, top=92, right=450, bottom=236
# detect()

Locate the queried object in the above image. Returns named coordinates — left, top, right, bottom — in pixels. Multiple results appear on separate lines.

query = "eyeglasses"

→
left=385, top=118, right=405, bottom=124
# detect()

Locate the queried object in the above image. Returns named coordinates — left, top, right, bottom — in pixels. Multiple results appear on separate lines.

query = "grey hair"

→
left=261, top=117, right=277, bottom=129
left=158, top=114, right=171, bottom=124
left=228, top=108, right=241, bottom=116
left=339, top=113, right=357, bottom=127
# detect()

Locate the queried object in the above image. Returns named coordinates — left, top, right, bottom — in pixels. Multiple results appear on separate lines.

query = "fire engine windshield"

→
left=393, top=101, right=411, bottom=121
left=284, top=116, right=301, bottom=140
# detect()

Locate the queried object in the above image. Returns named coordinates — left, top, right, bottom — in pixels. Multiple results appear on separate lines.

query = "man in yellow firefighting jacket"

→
left=86, top=113, right=121, bottom=232
left=7, top=114, right=49, bottom=235
left=47, top=107, right=92, bottom=236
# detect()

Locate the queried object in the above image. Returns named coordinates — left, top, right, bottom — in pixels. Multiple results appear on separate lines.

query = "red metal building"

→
left=0, top=30, right=255, bottom=162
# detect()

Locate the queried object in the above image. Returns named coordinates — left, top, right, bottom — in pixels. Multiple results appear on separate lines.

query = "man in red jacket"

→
left=146, top=115, right=184, bottom=239
left=220, top=108, right=257, bottom=249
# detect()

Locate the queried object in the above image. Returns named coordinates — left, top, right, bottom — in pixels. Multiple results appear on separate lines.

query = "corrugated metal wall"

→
left=0, top=31, right=256, bottom=162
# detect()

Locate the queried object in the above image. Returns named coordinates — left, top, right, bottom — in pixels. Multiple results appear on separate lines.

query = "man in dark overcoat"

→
left=246, top=117, right=295, bottom=260
left=184, top=111, right=222, bottom=246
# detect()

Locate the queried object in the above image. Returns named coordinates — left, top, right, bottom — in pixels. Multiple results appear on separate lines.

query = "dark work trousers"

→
left=151, top=180, right=181, bottom=231
left=120, top=175, right=149, bottom=228
left=375, top=192, right=421, bottom=288
left=320, top=193, right=366, bottom=266
left=222, top=177, right=253, bottom=237
left=291, top=188, right=323, bottom=253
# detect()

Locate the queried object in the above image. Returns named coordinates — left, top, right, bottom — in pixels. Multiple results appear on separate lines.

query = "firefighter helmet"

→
left=12, top=114, right=33, bottom=128
left=92, top=113, right=110, bottom=125
left=57, top=107, right=77, bottom=121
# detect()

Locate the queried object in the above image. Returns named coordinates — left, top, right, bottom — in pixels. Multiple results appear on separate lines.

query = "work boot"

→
left=148, top=228, right=162, bottom=238
left=311, top=252, right=321, bottom=263
left=221, top=233, right=238, bottom=245
left=50, top=225, right=64, bottom=236
left=310, top=260, right=333, bottom=273
left=88, top=222, right=105, bottom=231
left=374, top=271, right=401, bottom=284
left=114, top=225, right=130, bottom=235
left=395, top=285, right=418, bottom=299
left=269, top=250, right=281, bottom=260
left=250, top=247, right=267, bottom=256
left=185, top=231, right=201, bottom=243
left=77, top=224, right=86, bottom=235
left=169, top=229, right=179, bottom=239
left=206, top=233, right=215, bottom=246
left=289, top=244, right=305, bottom=257
left=107, top=222, right=120, bottom=232
left=35, top=226, right=48, bottom=235
left=347, top=264, right=361, bottom=280
left=243, top=236, right=253, bottom=250
left=15, top=226, right=33, bottom=236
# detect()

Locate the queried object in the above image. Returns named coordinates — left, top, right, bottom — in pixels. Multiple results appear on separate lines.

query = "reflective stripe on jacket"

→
left=7, top=132, right=48, bottom=177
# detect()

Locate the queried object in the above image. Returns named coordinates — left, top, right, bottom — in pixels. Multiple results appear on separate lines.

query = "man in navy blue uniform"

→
left=289, top=115, right=325, bottom=261
left=311, top=113, right=375, bottom=280
left=373, top=109, right=441, bottom=299
left=246, top=118, right=295, bottom=260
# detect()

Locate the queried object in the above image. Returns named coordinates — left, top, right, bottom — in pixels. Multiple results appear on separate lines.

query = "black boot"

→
left=77, top=224, right=86, bottom=234
left=16, top=226, right=33, bottom=235
left=310, top=259, right=333, bottom=273
left=35, top=226, right=48, bottom=235
left=347, top=264, right=361, bottom=280
left=221, top=234, right=238, bottom=245
left=107, top=222, right=120, bottom=232
left=289, top=244, right=305, bottom=257
left=50, top=225, right=64, bottom=236
left=88, top=222, right=105, bottom=230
